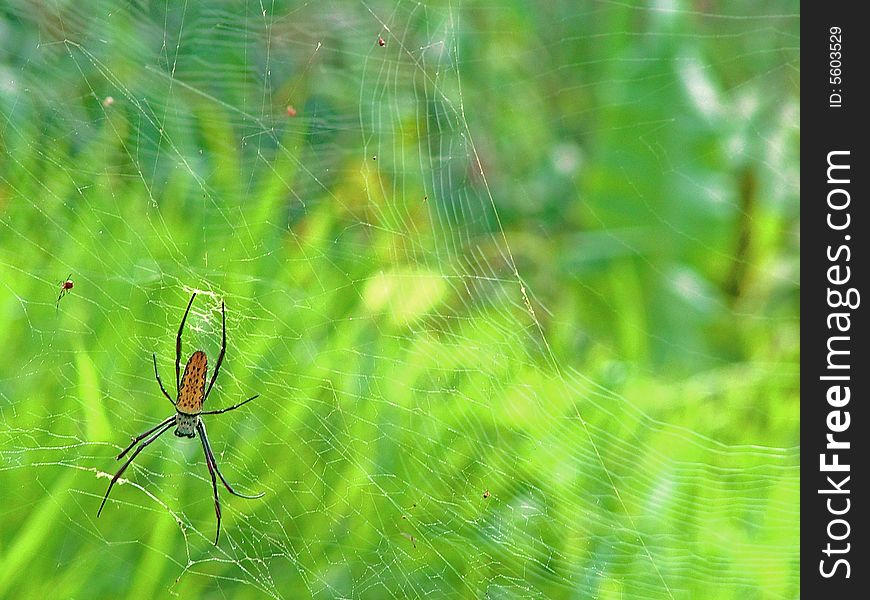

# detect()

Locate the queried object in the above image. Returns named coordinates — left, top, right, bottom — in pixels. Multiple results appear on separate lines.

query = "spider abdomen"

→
left=177, top=350, right=208, bottom=414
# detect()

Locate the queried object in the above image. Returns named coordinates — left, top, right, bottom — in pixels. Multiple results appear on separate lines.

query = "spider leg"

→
left=198, top=424, right=222, bottom=545
left=97, top=420, right=174, bottom=517
left=198, top=421, right=265, bottom=500
left=116, top=415, right=176, bottom=461
left=176, top=293, right=196, bottom=392
left=200, top=394, right=259, bottom=416
left=203, top=301, right=226, bottom=402
left=153, top=354, right=175, bottom=407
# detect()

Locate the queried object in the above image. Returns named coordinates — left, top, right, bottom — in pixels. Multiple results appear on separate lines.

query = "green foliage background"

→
left=1, top=1, right=798, bottom=598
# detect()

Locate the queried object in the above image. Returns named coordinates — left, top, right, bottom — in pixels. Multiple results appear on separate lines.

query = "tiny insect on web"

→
left=56, top=273, right=73, bottom=309
left=97, top=292, right=264, bottom=544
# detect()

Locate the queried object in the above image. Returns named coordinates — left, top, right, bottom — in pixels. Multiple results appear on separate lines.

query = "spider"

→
left=56, top=273, right=74, bottom=309
left=97, top=293, right=264, bottom=544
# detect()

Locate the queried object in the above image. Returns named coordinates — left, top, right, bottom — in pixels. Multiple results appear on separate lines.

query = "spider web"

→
left=0, top=1, right=799, bottom=598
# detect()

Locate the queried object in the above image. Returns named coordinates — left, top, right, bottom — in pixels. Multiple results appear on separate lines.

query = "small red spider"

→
left=286, top=105, right=297, bottom=117
left=56, top=274, right=74, bottom=308
left=378, top=35, right=386, bottom=47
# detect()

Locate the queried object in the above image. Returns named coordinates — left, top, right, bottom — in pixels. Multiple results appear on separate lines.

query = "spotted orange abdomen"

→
left=177, top=350, right=208, bottom=414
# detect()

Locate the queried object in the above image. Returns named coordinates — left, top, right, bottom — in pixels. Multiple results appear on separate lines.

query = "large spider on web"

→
left=97, top=293, right=264, bottom=544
